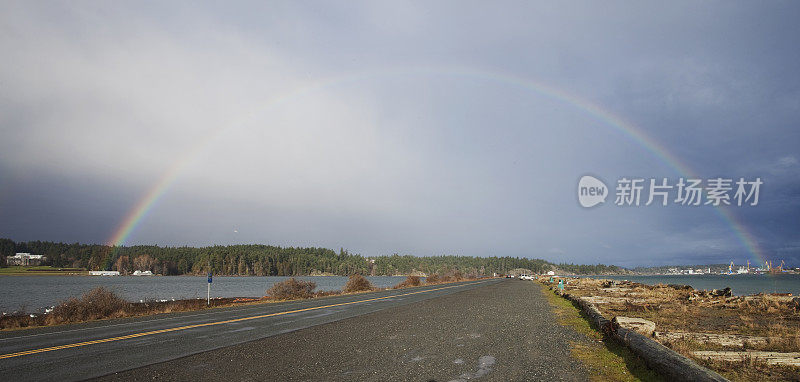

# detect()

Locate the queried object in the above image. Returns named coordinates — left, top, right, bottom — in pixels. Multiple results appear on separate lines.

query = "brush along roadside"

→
left=0, top=287, right=256, bottom=330
left=2, top=274, right=494, bottom=331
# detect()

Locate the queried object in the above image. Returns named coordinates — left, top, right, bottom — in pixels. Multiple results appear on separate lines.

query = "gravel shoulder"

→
left=95, top=279, right=590, bottom=381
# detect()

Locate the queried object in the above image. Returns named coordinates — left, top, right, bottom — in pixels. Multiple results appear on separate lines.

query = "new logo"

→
left=578, top=175, right=608, bottom=208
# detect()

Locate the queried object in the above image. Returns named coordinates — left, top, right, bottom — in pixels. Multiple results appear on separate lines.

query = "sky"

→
left=1, top=1, right=798, bottom=267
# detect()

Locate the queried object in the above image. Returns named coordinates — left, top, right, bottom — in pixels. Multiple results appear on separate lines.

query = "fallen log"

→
left=580, top=296, right=646, bottom=305
left=692, top=351, right=800, bottom=367
left=655, top=331, right=770, bottom=348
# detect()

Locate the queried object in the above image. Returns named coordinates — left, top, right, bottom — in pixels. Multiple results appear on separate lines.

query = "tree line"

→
left=0, top=238, right=625, bottom=276
left=554, top=262, right=630, bottom=275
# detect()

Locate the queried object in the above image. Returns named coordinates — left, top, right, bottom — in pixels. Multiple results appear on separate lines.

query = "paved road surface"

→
left=96, top=279, right=589, bottom=381
left=0, top=280, right=501, bottom=381
left=2, top=279, right=591, bottom=381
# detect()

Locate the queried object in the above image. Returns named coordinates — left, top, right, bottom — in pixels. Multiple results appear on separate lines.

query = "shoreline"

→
left=0, top=276, right=494, bottom=331
left=541, top=275, right=800, bottom=380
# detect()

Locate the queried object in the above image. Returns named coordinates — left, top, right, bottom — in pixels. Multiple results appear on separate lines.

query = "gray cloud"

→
left=1, top=1, right=798, bottom=267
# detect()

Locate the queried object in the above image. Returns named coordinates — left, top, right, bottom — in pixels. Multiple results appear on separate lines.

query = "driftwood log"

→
left=692, top=351, right=800, bottom=367
left=560, top=292, right=728, bottom=382
left=655, top=331, right=771, bottom=348
left=613, top=316, right=656, bottom=337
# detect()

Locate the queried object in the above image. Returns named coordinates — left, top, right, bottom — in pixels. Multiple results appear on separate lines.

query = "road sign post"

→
left=207, top=272, right=212, bottom=306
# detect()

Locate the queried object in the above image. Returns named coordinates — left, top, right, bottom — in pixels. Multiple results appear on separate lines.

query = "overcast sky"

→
left=1, top=1, right=798, bottom=267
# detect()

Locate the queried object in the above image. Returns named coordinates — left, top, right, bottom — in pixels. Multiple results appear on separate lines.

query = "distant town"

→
left=632, top=261, right=799, bottom=276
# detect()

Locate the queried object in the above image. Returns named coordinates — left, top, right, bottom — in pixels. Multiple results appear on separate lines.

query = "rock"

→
left=710, top=287, right=731, bottom=297
left=613, top=316, right=656, bottom=337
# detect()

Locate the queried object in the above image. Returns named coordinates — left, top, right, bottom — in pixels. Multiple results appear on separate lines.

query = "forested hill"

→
left=0, top=238, right=626, bottom=276
left=553, top=263, right=633, bottom=275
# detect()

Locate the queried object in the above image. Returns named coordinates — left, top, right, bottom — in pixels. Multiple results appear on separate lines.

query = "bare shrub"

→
left=46, top=287, right=129, bottom=325
left=343, top=274, right=374, bottom=293
left=394, top=275, right=422, bottom=289
left=266, top=278, right=317, bottom=300
left=428, top=269, right=464, bottom=283
left=0, top=310, right=38, bottom=329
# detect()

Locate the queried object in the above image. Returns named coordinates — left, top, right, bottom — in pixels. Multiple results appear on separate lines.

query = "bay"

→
left=0, top=275, right=410, bottom=313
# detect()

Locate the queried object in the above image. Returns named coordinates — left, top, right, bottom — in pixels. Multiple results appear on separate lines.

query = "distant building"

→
left=89, top=271, right=120, bottom=276
left=132, top=270, right=153, bottom=276
left=6, top=253, right=46, bottom=266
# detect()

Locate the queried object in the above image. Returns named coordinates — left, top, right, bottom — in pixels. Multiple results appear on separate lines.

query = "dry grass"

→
left=394, top=275, right=422, bottom=289
left=266, top=278, right=317, bottom=300
left=343, top=274, right=374, bottom=293
left=697, top=356, right=800, bottom=381
left=0, top=312, right=37, bottom=330
left=425, top=270, right=477, bottom=285
left=447, top=270, right=464, bottom=281
left=313, top=290, right=344, bottom=298
left=547, top=277, right=800, bottom=381
left=436, top=270, right=465, bottom=283
left=554, top=278, right=800, bottom=340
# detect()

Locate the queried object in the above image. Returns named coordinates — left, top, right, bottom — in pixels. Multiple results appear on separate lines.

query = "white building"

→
left=89, top=271, right=120, bottom=276
left=6, top=253, right=46, bottom=266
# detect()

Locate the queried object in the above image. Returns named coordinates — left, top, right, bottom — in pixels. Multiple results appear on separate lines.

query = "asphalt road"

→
left=0, top=279, right=501, bottom=381
left=94, top=279, right=590, bottom=381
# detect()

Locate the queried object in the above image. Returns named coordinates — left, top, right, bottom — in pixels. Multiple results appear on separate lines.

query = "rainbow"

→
left=106, top=66, right=764, bottom=265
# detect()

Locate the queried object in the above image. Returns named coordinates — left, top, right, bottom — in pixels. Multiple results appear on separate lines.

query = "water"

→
left=585, top=274, right=800, bottom=296
left=0, top=275, right=410, bottom=313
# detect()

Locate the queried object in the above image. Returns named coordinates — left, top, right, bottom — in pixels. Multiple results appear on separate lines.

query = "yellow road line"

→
left=0, top=280, right=485, bottom=360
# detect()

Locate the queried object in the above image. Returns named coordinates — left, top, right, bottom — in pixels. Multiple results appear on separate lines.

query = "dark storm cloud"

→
left=1, top=1, right=798, bottom=266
